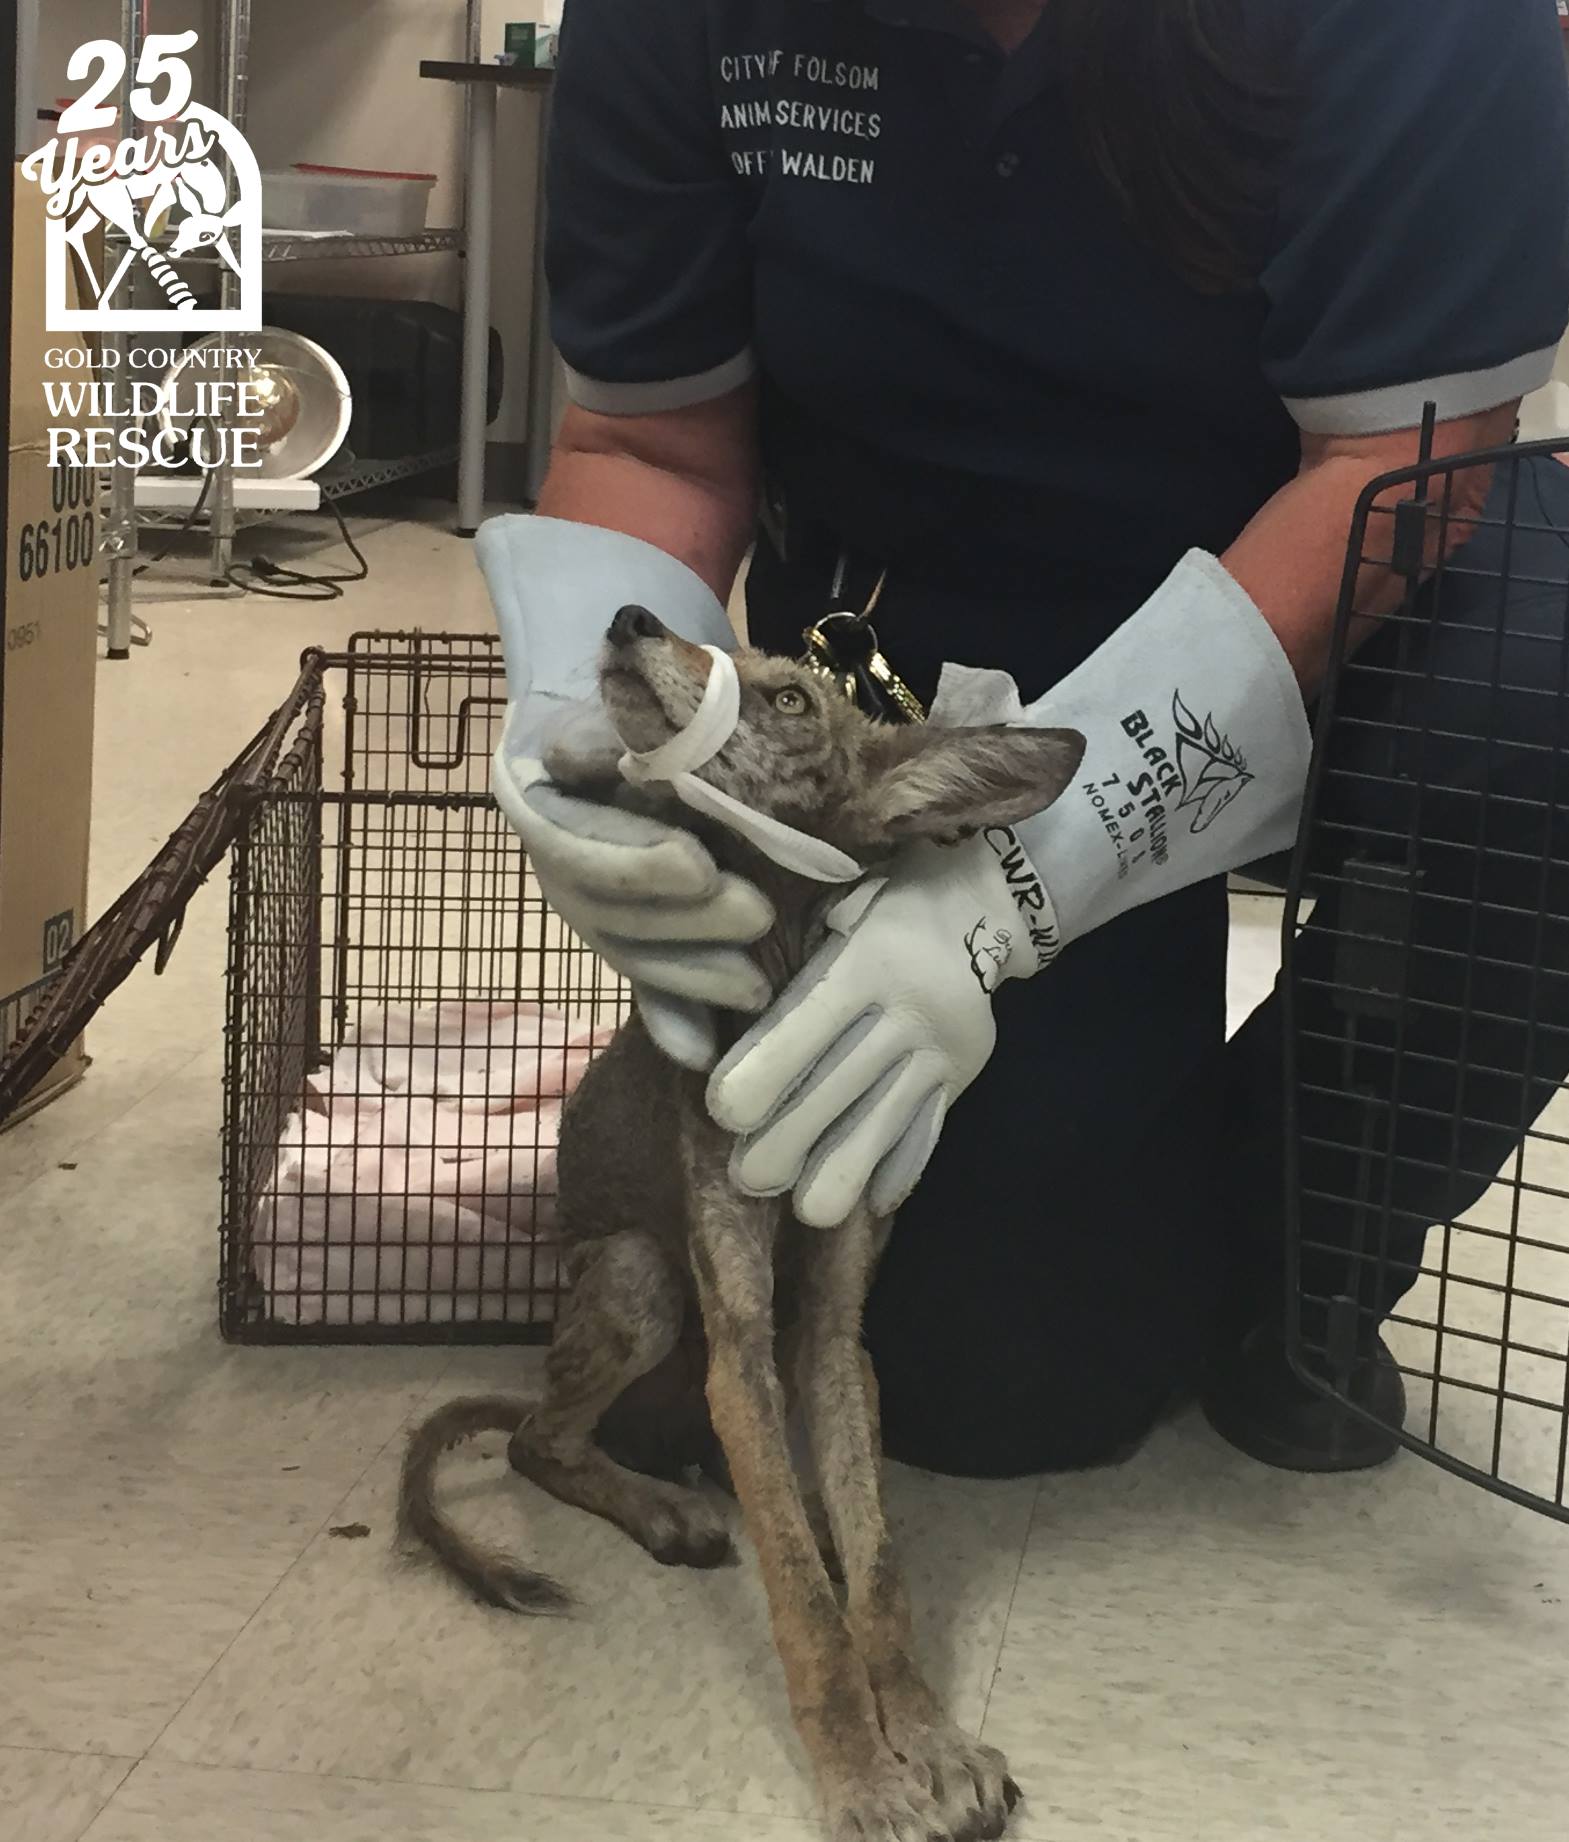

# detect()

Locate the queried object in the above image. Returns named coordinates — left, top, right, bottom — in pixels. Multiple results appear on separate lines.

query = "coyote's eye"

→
left=772, top=686, right=810, bottom=715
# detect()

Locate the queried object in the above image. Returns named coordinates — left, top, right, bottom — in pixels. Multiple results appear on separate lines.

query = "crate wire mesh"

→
left=1285, top=433, right=1569, bottom=1521
left=221, top=632, right=628, bottom=1342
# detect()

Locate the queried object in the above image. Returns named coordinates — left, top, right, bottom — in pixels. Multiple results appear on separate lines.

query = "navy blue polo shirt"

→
left=545, top=0, right=1569, bottom=628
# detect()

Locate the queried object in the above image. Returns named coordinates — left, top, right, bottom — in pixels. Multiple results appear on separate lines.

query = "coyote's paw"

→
left=881, top=1714, right=1019, bottom=1842
left=828, top=1768, right=950, bottom=1842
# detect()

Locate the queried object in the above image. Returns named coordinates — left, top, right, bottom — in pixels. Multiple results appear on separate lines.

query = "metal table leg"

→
left=208, top=0, right=251, bottom=585
left=102, top=330, right=138, bottom=660
left=523, top=92, right=555, bottom=508
left=103, top=0, right=144, bottom=661
left=456, top=80, right=497, bottom=537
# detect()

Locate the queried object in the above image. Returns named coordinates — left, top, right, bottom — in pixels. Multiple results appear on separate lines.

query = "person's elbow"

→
left=1300, top=398, right=1521, bottom=566
left=551, top=387, right=761, bottom=514
left=537, top=387, right=762, bottom=601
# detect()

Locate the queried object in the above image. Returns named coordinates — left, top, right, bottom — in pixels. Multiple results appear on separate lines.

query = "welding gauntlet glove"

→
left=481, top=516, right=772, bottom=1070
left=708, top=550, right=1314, bottom=1228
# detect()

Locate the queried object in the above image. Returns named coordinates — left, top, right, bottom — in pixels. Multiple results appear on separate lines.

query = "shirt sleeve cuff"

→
left=1282, top=346, right=1559, bottom=437
left=562, top=347, right=758, bottom=416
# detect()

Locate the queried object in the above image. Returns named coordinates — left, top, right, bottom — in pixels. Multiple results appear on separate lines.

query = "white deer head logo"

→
left=964, top=919, right=1014, bottom=995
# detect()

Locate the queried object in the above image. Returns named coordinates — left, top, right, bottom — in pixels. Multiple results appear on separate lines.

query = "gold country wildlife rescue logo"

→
left=20, top=29, right=260, bottom=332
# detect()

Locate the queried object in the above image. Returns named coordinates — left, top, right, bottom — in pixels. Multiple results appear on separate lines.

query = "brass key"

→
left=799, top=572, right=926, bottom=725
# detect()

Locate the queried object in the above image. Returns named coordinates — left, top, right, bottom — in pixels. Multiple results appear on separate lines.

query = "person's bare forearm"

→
left=1222, top=402, right=1519, bottom=693
left=537, top=391, right=761, bottom=605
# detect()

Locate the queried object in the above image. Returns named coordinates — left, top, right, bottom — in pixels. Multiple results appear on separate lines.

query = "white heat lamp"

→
left=158, top=328, right=353, bottom=481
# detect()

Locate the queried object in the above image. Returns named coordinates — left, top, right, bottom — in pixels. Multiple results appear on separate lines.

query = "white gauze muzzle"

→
left=616, top=647, right=862, bottom=884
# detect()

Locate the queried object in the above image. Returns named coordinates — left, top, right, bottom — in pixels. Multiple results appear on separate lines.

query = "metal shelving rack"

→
left=101, top=0, right=483, bottom=657
left=257, top=227, right=463, bottom=263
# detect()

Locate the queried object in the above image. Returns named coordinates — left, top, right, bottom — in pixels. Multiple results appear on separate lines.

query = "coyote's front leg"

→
left=684, top=1117, right=947, bottom=1842
left=798, top=1209, right=1020, bottom=1842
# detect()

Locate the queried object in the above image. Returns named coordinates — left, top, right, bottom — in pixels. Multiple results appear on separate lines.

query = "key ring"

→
left=798, top=568, right=926, bottom=725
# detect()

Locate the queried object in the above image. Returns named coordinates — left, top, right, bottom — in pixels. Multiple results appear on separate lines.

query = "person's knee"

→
left=869, top=1320, right=1177, bottom=1478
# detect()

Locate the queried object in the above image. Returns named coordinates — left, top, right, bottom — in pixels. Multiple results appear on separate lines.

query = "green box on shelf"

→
left=503, top=22, right=558, bottom=68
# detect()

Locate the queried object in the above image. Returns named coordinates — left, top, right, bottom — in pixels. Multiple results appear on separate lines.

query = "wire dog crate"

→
left=220, top=632, right=628, bottom=1343
left=1285, top=429, right=1569, bottom=1523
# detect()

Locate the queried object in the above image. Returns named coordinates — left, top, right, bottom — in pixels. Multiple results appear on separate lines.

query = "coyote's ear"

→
left=847, top=725, right=1085, bottom=843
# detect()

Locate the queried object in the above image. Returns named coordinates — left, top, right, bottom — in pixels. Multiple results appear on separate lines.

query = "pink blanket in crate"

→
left=253, top=1001, right=615, bottom=1326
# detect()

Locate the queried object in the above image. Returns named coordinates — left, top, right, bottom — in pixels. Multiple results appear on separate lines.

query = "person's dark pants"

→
left=746, top=455, right=1569, bottom=1478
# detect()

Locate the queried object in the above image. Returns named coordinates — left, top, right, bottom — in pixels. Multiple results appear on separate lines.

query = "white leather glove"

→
left=708, top=551, right=1314, bottom=1226
left=479, top=516, right=770, bottom=1070
left=708, top=844, right=1024, bottom=1228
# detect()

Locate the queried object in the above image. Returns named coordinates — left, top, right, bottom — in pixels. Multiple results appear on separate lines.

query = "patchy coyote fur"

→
left=400, top=610, right=1082, bottom=1842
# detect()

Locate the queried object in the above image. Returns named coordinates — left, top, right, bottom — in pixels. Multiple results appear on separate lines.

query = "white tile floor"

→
left=3, top=510, right=1568, bottom=1842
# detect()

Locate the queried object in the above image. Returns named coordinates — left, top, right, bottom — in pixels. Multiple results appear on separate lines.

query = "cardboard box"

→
left=2, top=166, right=99, bottom=1124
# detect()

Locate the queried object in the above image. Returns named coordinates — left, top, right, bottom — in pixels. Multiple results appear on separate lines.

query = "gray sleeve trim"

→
left=1282, top=346, right=1559, bottom=437
left=563, top=347, right=758, bottom=416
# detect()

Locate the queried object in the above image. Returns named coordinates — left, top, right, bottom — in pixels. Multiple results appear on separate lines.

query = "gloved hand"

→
left=709, top=550, right=1314, bottom=1226
left=479, top=516, right=770, bottom=1070
left=708, top=841, right=1025, bottom=1228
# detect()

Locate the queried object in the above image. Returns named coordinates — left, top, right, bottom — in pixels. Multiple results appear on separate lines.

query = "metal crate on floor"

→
left=220, top=632, right=628, bottom=1343
left=1285, top=432, right=1569, bottom=1522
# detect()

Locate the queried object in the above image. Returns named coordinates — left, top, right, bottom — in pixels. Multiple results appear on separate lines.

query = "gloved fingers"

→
left=633, top=985, right=720, bottom=1072
left=725, top=1016, right=909, bottom=1197
left=611, top=941, right=772, bottom=1014
left=569, top=874, right=775, bottom=946
left=520, top=783, right=729, bottom=903
left=866, top=1088, right=948, bottom=1220
left=823, top=876, right=887, bottom=934
left=791, top=1058, right=948, bottom=1230
left=706, top=935, right=861, bottom=1132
